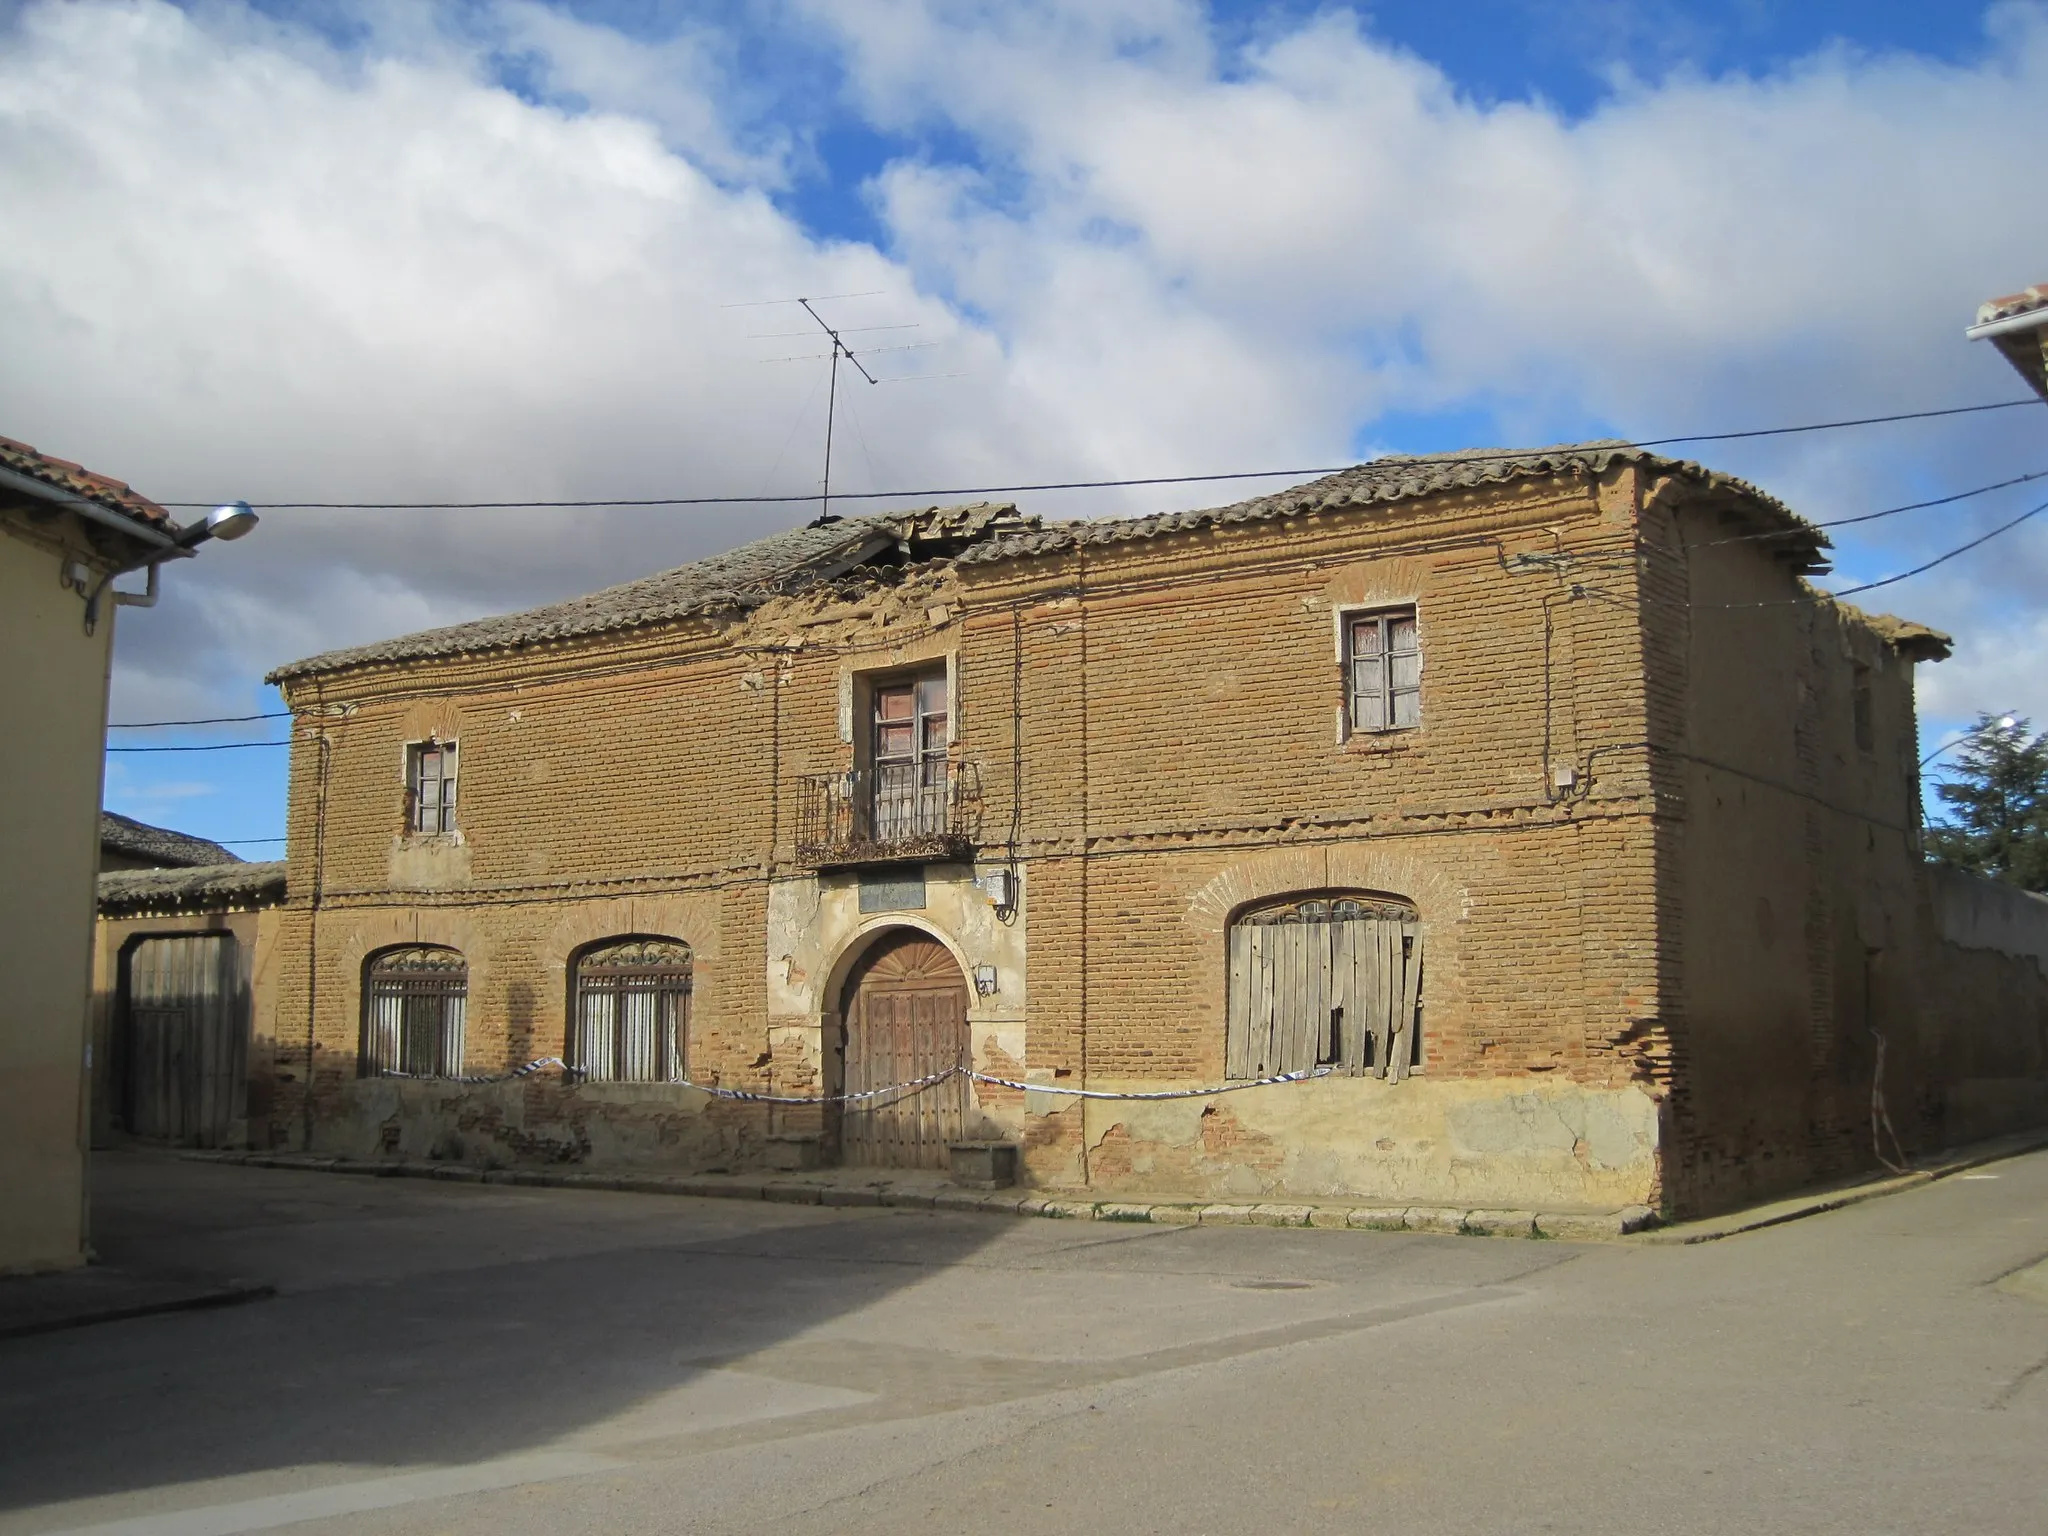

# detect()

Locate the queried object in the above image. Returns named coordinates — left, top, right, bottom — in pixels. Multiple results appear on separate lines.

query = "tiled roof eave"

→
left=97, top=861, right=286, bottom=915
left=954, top=444, right=1824, bottom=570
left=0, top=435, right=175, bottom=532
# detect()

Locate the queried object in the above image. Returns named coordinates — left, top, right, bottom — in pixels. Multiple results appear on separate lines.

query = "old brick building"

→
left=260, top=444, right=2048, bottom=1218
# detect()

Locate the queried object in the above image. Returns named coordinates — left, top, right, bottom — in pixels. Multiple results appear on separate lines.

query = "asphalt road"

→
left=3, top=1148, right=2046, bottom=1535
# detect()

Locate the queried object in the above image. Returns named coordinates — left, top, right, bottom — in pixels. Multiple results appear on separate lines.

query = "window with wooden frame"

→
left=406, top=740, right=458, bottom=835
left=1225, top=893, right=1423, bottom=1080
left=362, top=946, right=467, bottom=1077
left=869, top=670, right=949, bottom=841
left=1345, top=608, right=1421, bottom=735
left=571, top=937, right=692, bottom=1083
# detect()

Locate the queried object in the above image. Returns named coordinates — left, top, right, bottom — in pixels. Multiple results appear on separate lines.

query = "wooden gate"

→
left=839, top=931, right=970, bottom=1168
left=123, top=933, right=245, bottom=1145
left=1226, top=896, right=1423, bottom=1081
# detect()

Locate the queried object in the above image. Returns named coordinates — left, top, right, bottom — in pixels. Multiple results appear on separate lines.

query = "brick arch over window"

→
left=362, top=945, right=468, bottom=1078
left=569, top=936, right=692, bottom=1083
left=1225, top=890, right=1424, bottom=1081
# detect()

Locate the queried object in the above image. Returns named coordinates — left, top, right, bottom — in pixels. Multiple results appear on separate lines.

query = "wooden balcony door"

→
left=870, top=672, right=948, bottom=842
left=838, top=930, right=970, bottom=1168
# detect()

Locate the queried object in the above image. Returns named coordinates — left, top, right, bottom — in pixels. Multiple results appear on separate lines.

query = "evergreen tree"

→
left=1924, top=713, right=2048, bottom=892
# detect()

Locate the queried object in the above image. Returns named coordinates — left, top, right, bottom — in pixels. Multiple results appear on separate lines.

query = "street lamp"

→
left=1919, top=715, right=2019, bottom=771
left=84, top=500, right=260, bottom=632
left=173, top=500, right=259, bottom=548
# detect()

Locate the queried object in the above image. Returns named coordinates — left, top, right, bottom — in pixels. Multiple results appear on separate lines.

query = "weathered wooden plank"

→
left=1399, top=922, right=1425, bottom=1080
left=1282, top=921, right=1310, bottom=1074
left=1345, top=920, right=1371, bottom=1073
left=1329, top=919, right=1352, bottom=1070
left=1384, top=922, right=1408, bottom=1081
left=1370, top=921, right=1396, bottom=1078
left=1226, top=925, right=1253, bottom=1078
left=1318, top=921, right=1335, bottom=1064
left=1251, top=924, right=1277, bottom=1076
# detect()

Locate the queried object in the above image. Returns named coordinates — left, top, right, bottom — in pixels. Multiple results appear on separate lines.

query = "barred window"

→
left=407, top=740, right=458, bottom=835
left=1347, top=609, right=1421, bottom=734
left=363, top=946, right=467, bottom=1077
left=1226, top=893, right=1423, bottom=1080
left=573, top=937, right=692, bottom=1082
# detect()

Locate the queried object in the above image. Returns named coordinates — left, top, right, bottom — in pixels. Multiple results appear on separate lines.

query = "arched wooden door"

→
left=838, top=930, right=970, bottom=1168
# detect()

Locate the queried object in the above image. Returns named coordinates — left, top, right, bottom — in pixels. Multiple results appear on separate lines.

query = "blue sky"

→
left=1, top=0, right=2043, bottom=854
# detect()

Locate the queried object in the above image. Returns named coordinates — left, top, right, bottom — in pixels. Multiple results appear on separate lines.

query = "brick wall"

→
left=261, top=461, right=2045, bottom=1215
left=262, top=466, right=1689, bottom=1205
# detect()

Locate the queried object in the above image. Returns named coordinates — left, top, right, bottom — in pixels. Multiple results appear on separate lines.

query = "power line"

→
left=1705, top=467, right=2048, bottom=546
left=155, top=397, right=2046, bottom=510
left=108, top=710, right=291, bottom=730
left=102, top=487, right=2048, bottom=756
left=1826, top=495, right=2048, bottom=600
left=1712, top=495, right=2048, bottom=609
left=105, top=739, right=289, bottom=752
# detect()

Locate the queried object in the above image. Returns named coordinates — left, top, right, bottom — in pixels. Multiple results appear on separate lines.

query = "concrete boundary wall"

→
left=1933, top=866, right=2048, bottom=978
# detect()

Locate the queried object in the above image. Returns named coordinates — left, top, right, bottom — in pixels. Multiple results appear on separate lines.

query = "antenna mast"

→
left=796, top=298, right=878, bottom=526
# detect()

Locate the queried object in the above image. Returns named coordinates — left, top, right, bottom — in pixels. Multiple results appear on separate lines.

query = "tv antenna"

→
left=729, top=293, right=936, bottom=526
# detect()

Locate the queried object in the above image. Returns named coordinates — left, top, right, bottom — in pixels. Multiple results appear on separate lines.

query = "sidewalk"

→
left=1633, top=1125, right=2048, bottom=1245
left=188, top=1123, right=2048, bottom=1246
left=186, top=1149, right=1657, bottom=1239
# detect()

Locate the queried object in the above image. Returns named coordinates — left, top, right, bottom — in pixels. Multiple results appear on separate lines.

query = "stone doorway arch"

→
left=834, top=927, right=970, bottom=1168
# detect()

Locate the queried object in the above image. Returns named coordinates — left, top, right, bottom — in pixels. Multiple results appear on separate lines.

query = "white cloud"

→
left=3, top=0, right=2047, bottom=750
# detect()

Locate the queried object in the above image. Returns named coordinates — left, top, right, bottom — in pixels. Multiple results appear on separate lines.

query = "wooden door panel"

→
left=125, top=934, right=243, bottom=1146
left=841, top=931, right=969, bottom=1169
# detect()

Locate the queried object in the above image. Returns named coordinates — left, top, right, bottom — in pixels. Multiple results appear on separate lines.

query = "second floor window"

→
left=1347, top=609, right=1420, bottom=734
left=407, top=740, right=457, bottom=834
left=871, top=672, right=948, bottom=840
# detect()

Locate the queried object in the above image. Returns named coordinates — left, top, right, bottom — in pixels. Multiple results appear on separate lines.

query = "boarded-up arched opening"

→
left=1227, top=892, right=1423, bottom=1080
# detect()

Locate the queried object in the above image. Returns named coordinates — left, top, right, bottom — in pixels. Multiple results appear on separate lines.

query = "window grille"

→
left=1225, top=893, right=1423, bottom=1080
left=362, top=946, right=467, bottom=1077
left=1347, top=609, right=1421, bottom=734
left=407, top=740, right=458, bottom=835
left=573, top=937, right=692, bottom=1082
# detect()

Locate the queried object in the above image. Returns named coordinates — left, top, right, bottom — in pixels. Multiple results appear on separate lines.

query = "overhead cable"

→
left=1714, top=495, right=2048, bottom=608
left=108, top=710, right=291, bottom=730
left=155, top=397, right=2045, bottom=510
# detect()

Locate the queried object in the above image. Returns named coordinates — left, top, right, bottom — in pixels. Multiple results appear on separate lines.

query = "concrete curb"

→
left=176, top=1151, right=1656, bottom=1240
left=1629, top=1126, right=2048, bottom=1246
left=0, top=1273, right=274, bottom=1341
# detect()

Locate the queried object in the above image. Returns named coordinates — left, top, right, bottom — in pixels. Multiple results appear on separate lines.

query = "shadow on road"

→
left=0, top=1152, right=1007, bottom=1513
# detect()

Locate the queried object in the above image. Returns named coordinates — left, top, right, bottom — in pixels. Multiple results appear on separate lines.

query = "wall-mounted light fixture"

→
left=972, top=964, right=999, bottom=997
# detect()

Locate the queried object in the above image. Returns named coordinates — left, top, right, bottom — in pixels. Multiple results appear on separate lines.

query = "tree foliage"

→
left=1924, top=713, right=2048, bottom=892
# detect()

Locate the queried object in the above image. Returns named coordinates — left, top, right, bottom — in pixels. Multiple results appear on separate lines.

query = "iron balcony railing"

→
left=794, top=761, right=983, bottom=867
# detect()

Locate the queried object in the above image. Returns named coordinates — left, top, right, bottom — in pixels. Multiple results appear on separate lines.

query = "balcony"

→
left=794, top=761, right=983, bottom=868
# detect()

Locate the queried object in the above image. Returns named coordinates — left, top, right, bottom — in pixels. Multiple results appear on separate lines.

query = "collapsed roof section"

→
left=268, top=443, right=1854, bottom=684
left=266, top=501, right=1036, bottom=683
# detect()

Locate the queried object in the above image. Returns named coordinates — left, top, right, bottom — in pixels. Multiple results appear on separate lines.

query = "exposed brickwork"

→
left=256, top=461, right=2048, bottom=1217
